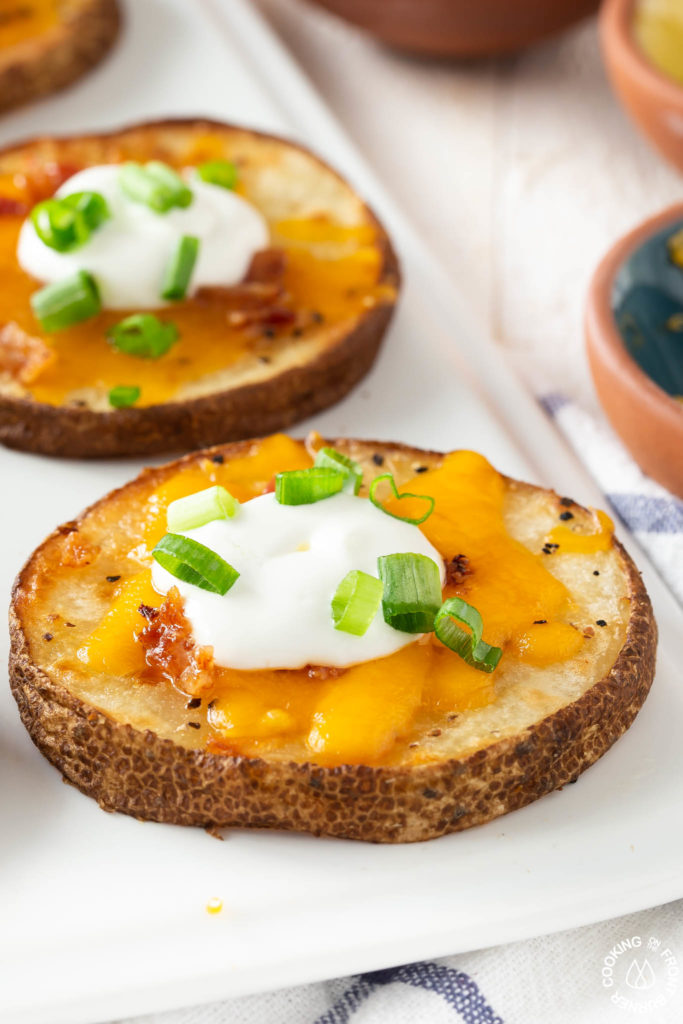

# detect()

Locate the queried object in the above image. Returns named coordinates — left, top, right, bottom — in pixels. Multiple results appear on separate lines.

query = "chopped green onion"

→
left=119, top=161, right=192, bottom=213
left=197, top=160, right=238, bottom=190
left=31, top=270, right=101, bottom=332
left=434, top=597, right=502, bottom=673
left=107, top=313, right=178, bottom=359
left=167, top=485, right=238, bottom=532
left=108, top=385, right=140, bottom=408
left=31, top=191, right=109, bottom=252
left=369, top=474, right=435, bottom=525
left=314, top=447, right=362, bottom=494
left=161, top=235, right=199, bottom=301
left=275, top=467, right=345, bottom=505
left=377, top=552, right=442, bottom=633
left=152, top=533, right=239, bottom=595
left=331, top=570, right=383, bottom=636
left=146, top=161, right=193, bottom=207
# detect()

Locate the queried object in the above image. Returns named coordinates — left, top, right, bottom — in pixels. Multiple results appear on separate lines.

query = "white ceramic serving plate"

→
left=0, top=2, right=681, bottom=1022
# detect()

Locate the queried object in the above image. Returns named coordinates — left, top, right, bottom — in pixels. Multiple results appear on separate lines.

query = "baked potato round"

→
left=9, top=436, right=657, bottom=842
left=0, top=0, right=120, bottom=114
left=0, top=120, right=399, bottom=456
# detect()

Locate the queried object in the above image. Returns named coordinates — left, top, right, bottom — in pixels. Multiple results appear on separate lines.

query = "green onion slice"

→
left=107, top=313, right=178, bottom=359
left=314, top=447, right=362, bottom=494
left=161, top=235, right=199, bottom=301
left=31, top=270, right=101, bottom=332
left=152, top=533, right=239, bottom=595
left=275, top=467, right=345, bottom=505
left=167, top=485, right=238, bottom=532
left=434, top=597, right=502, bottom=673
left=31, top=191, right=109, bottom=252
left=119, top=161, right=192, bottom=213
left=331, top=570, right=383, bottom=636
left=377, top=552, right=442, bottom=633
left=197, top=160, right=239, bottom=190
left=369, top=474, right=435, bottom=525
left=108, top=384, right=140, bottom=408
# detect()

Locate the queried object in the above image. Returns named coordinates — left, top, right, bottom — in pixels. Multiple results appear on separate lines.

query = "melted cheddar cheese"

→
left=0, top=158, right=391, bottom=407
left=77, top=436, right=615, bottom=767
left=0, top=1, right=59, bottom=49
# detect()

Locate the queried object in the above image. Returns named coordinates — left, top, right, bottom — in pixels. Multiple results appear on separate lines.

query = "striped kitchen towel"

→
left=541, top=393, right=683, bottom=606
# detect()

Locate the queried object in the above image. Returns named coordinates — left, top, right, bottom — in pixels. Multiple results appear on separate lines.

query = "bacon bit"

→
left=195, top=248, right=294, bottom=328
left=138, top=586, right=215, bottom=696
left=583, top=626, right=595, bottom=638
left=0, top=196, right=28, bottom=216
left=305, top=664, right=347, bottom=681
left=62, top=532, right=99, bottom=568
left=245, top=248, right=287, bottom=285
left=445, top=554, right=470, bottom=586
left=138, top=603, right=159, bottom=622
left=18, top=161, right=81, bottom=204
left=0, top=322, right=56, bottom=384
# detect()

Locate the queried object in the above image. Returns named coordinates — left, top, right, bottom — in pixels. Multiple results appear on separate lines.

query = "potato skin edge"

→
left=0, top=0, right=121, bottom=114
left=0, top=118, right=399, bottom=458
left=8, top=440, right=657, bottom=843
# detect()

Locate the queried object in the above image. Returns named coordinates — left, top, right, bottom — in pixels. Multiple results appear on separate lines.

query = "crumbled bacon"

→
left=0, top=196, right=28, bottom=216
left=195, top=248, right=294, bottom=327
left=245, top=248, right=287, bottom=284
left=138, top=587, right=215, bottom=696
left=445, top=554, right=471, bottom=586
left=18, top=161, right=81, bottom=204
left=0, top=321, right=55, bottom=384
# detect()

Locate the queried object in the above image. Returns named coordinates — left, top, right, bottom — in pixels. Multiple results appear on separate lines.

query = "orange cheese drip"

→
left=82, top=439, right=612, bottom=766
left=0, top=1, right=58, bottom=49
left=0, top=197, right=388, bottom=406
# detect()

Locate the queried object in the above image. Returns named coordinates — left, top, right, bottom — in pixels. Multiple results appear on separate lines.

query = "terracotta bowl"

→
left=303, top=0, right=600, bottom=57
left=601, top=0, right=683, bottom=172
left=586, top=203, right=683, bottom=498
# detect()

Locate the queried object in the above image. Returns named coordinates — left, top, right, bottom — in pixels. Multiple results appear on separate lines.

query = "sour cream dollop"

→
left=151, top=492, right=445, bottom=670
left=17, top=165, right=269, bottom=309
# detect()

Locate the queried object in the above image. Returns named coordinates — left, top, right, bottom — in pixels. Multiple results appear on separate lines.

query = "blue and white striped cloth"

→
left=120, top=394, right=683, bottom=1024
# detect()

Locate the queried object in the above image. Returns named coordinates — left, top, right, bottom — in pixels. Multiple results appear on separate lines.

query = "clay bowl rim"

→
left=586, top=202, right=683, bottom=431
left=600, top=0, right=683, bottom=111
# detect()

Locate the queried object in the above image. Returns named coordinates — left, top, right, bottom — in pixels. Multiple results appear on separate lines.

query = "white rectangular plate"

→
left=0, top=2, right=681, bottom=1022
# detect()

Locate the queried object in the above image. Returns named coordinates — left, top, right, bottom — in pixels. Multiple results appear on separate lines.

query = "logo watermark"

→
left=601, top=934, right=679, bottom=1015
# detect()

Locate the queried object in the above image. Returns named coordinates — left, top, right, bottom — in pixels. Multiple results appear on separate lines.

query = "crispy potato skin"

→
left=8, top=440, right=658, bottom=842
left=0, top=119, right=399, bottom=458
left=0, top=0, right=121, bottom=114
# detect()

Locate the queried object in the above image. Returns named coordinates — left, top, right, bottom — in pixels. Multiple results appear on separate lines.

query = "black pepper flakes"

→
left=415, top=465, right=428, bottom=474
left=596, top=619, right=607, bottom=627
left=292, top=327, right=303, bottom=337
left=372, top=453, right=384, bottom=466
left=211, top=454, right=224, bottom=464
left=138, top=603, right=158, bottom=621
left=262, top=329, right=275, bottom=339
left=593, top=570, right=600, bottom=576
left=258, top=354, right=271, bottom=363
left=106, top=575, right=121, bottom=583
left=533, top=619, right=547, bottom=624
left=187, top=722, right=201, bottom=730
left=65, top=622, right=75, bottom=627
left=559, top=497, right=574, bottom=507
left=43, top=632, right=53, bottom=642
left=311, top=310, right=324, bottom=323
left=559, top=511, right=574, bottom=521
left=186, top=697, right=202, bottom=709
